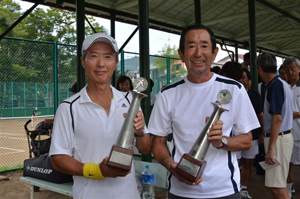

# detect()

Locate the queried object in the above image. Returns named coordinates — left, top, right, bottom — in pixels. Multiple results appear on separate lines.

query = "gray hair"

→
left=283, top=57, right=300, bottom=68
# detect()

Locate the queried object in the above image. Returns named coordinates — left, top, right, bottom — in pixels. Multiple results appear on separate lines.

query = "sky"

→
left=14, top=0, right=267, bottom=64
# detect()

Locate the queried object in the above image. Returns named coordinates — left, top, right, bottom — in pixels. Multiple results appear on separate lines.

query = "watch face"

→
left=222, top=137, right=228, bottom=146
left=217, top=90, right=232, bottom=105
left=133, top=77, right=148, bottom=92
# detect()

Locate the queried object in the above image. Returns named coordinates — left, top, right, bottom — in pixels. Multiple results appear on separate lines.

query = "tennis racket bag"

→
left=23, top=153, right=73, bottom=183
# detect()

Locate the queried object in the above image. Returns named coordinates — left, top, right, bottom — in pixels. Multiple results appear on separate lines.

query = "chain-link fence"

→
left=0, top=37, right=76, bottom=172
left=0, top=37, right=186, bottom=173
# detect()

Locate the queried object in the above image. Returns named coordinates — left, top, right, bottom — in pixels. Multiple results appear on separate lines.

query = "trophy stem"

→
left=115, top=91, right=147, bottom=149
left=189, top=103, right=228, bottom=160
left=108, top=77, right=148, bottom=171
left=175, top=102, right=228, bottom=181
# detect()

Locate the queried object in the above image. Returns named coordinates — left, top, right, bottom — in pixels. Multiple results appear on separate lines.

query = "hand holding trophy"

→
left=175, top=90, right=232, bottom=182
left=107, top=77, right=148, bottom=171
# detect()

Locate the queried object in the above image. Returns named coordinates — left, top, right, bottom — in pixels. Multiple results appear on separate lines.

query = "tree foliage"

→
left=153, top=44, right=187, bottom=78
left=153, top=44, right=179, bottom=74
left=0, top=0, right=108, bottom=110
left=0, top=0, right=108, bottom=83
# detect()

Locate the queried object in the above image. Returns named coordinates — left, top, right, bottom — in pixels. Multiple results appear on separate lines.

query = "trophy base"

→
left=107, top=145, right=134, bottom=172
left=175, top=153, right=206, bottom=182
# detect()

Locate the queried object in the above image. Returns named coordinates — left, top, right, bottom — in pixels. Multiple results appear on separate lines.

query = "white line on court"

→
left=0, top=132, right=26, bottom=136
left=0, top=135, right=27, bottom=141
left=0, top=147, right=25, bottom=155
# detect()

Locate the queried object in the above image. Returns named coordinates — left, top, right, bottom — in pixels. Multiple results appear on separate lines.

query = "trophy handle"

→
left=189, top=103, right=228, bottom=160
left=107, top=91, right=147, bottom=171
left=175, top=103, right=228, bottom=182
left=115, top=91, right=147, bottom=149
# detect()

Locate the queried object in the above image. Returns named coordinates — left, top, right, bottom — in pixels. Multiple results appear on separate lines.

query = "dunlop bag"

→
left=23, top=153, right=73, bottom=183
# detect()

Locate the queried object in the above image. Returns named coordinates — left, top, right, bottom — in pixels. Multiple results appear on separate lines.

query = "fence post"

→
left=47, top=83, right=49, bottom=115
left=166, top=56, right=170, bottom=85
left=53, top=41, right=58, bottom=114
left=11, top=82, right=14, bottom=117
left=35, top=82, right=38, bottom=108
left=121, top=50, right=125, bottom=75
left=24, top=82, right=26, bottom=116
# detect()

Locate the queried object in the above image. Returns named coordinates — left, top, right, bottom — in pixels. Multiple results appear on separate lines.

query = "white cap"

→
left=81, top=33, right=119, bottom=56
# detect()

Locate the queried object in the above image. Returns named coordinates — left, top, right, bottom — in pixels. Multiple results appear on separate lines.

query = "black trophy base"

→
left=175, top=153, right=207, bottom=182
left=107, top=145, right=134, bottom=172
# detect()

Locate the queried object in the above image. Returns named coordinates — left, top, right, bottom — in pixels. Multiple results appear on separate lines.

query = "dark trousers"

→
left=168, top=192, right=240, bottom=199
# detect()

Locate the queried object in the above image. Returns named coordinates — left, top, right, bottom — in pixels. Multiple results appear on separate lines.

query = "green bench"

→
left=20, top=176, right=72, bottom=199
left=20, top=160, right=167, bottom=199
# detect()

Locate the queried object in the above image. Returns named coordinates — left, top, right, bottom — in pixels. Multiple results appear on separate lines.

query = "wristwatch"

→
left=134, top=133, right=145, bottom=137
left=216, top=137, right=228, bottom=149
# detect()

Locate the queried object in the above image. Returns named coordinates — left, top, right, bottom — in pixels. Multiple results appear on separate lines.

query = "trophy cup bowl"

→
left=107, top=77, right=148, bottom=171
left=175, top=102, right=228, bottom=182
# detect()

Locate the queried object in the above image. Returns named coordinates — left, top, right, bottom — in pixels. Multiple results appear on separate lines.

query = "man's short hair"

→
left=179, top=24, right=216, bottom=55
left=283, top=57, right=300, bottom=68
left=243, top=53, right=250, bottom=62
left=256, top=52, right=277, bottom=73
left=219, top=61, right=243, bottom=81
left=69, top=82, right=77, bottom=92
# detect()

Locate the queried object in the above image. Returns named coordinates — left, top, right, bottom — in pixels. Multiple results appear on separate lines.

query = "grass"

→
left=0, top=165, right=23, bottom=174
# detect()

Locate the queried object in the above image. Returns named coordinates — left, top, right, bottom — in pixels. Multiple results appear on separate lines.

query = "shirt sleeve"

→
left=266, top=80, right=284, bottom=115
left=148, top=91, right=172, bottom=136
left=49, top=102, right=74, bottom=157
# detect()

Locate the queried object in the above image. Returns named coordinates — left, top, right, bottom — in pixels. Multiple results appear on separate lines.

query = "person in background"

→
left=257, top=52, right=293, bottom=199
left=219, top=61, right=243, bottom=81
left=69, top=82, right=78, bottom=95
left=219, top=62, right=264, bottom=199
left=211, top=65, right=221, bottom=74
left=242, top=52, right=250, bottom=70
left=149, top=24, right=259, bottom=199
left=279, top=64, right=289, bottom=83
left=116, top=75, right=133, bottom=92
left=283, top=57, right=300, bottom=198
left=239, top=68, right=264, bottom=199
left=49, top=33, right=151, bottom=199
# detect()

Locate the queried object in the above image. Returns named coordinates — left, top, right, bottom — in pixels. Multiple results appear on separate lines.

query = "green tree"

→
left=0, top=0, right=108, bottom=83
left=153, top=44, right=187, bottom=84
left=153, top=44, right=180, bottom=74
left=0, top=0, right=108, bottom=111
left=0, top=0, right=28, bottom=38
left=0, top=0, right=108, bottom=43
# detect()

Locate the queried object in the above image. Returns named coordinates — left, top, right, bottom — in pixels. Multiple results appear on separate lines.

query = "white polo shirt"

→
left=49, top=86, right=140, bottom=199
left=148, top=74, right=260, bottom=198
left=291, top=80, right=300, bottom=140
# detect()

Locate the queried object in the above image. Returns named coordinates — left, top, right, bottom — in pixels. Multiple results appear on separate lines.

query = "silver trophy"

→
left=175, top=90, right=232, bottom=181
left=107, top=77, right=148, bottom=171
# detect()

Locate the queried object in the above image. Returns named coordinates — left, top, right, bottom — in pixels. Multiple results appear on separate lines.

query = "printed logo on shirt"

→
left=122, top=103, right=127, bottom=108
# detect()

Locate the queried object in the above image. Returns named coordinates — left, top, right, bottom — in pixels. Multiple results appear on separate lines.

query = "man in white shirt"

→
left=283, top=57, right=300, bottom=198
left=49, top=33, right=151, bottom=199
left=257, top=52, right=293, bottom=199
left=148, top=24, right=259, bottom=199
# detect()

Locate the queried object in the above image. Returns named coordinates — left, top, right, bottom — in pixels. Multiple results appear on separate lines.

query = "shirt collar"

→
left=79, top=85, right=126, bottom=104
